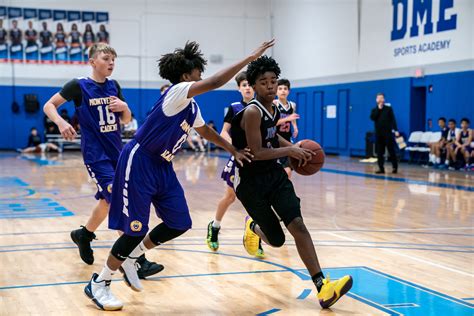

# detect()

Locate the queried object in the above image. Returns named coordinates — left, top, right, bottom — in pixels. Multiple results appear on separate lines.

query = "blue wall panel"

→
left=0, top=70, right=472, bottom=153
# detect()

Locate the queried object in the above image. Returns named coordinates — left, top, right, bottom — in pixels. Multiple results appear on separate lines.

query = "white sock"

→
left=129, top=241, right=150, bottom=259
left=436, top=157, right=441, bottom=164
left=430, top=154, right=435, bottom=163
left=96, top=263, right=115, bottom=282
left=212, top=220, right=221, bottom=228
left=445, top=159, right=450, bottom=165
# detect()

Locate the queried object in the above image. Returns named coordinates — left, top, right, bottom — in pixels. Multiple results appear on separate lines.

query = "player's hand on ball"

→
left=109, top=96, right=128, bottom=112
left=234, top=148, right=253, bottom=167
left=58, top=120, right=77, bottom=141
left=289, top=144, right=314, bottom=167
left=250, top=39, right=275, bottom=60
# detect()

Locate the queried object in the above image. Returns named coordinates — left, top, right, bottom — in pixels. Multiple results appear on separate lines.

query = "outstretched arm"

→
left=187, top=39, right=275, bottom=98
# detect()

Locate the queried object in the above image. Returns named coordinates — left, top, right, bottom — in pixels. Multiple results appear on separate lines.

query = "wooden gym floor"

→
left=0, top=151, right=472, bottom=315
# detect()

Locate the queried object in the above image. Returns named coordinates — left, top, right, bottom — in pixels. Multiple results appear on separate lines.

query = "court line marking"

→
left=346, top=293, right=402, bottom=316
left=296, top=289, right=312, bottom=300
left=0, top=243, right=471, bottom=254
left=256, top=308, right=281, bottom=315
left=0, top=268, right=288, bottom=291
left=208, top=153, right=474, bottom=192
left=0, top=227, right=471, bottom=236
left=327, top=232, right=474, bottom=277
left=383, top=303, right=419, bottom=308
left=361, top=266, right=474, bottom=308
left=0, top=239, right=472, bottom=249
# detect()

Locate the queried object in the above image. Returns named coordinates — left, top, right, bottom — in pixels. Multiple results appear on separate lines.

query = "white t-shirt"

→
left=162, top=81, right=205, bottom=128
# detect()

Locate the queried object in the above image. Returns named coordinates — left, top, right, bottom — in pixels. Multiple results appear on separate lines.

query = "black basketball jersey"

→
left=231, top=99, right=281, bottom=175
left=83, top=31, right=95, bottom=43
left=276, top=100, right=295, bottom=141
left=0, top=28, right=6, bottom=44
left=97, top=31, right=109, bottom=43
left=10, top=28, right=22, bottom=45
left=55, top=32, right=66, bottom=43
left=40, top=30, right=52, bottom=46
left=25, top=29, right=37, bottom=45
left=70, top=31, right=81, bottom=44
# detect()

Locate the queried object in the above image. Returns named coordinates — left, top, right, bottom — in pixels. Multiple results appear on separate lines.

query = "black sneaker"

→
left=70, top=226, right=96, bottom=265
left=392, top=169, right=398, bottom=174
left=136, top=255, right=164, bottom=279
left=206, top=221, right=220, bottom=251
left=375, top=169, right=385, bottom=174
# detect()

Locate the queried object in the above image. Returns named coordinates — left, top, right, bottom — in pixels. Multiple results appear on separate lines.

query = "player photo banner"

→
left=0, top=6, right=7, bottom=62
left=24, top=8, right=39, bottom=63
left=2, top=7, right=109, bottom=64
left=96, top=12, right=109, bottom=44
left=67, top=11, right=82, bottom=64
left=38, top=9, right=53, bottom=63
left=53, top=10, right=67, bottom=63
left=82, top=11, right=95, bottom=63
left=8, top=7, right=23, bottom=63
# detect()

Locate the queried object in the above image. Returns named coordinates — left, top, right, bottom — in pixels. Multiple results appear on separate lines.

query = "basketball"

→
left=290, top=139, right=325, bottom=176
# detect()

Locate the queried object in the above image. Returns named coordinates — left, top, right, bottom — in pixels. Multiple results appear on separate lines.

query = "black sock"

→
left=312, top=271, right=325, bottom=292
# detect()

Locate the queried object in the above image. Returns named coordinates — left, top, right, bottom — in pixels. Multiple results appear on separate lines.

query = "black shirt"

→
left=370, top=104, right=398, bottom=135
left=25, top=29, right=37, bottom=45
left=0, top=28, right=6, bottom=44
left=40, top=30, right=52, bottom=46
left=70, top=31, right=81, bottom=44
left=27, top=135, right=42, bottom=147
left=59, top=78, right=125, bottom=107
left=97, top=31, right=109, bottom=43
left=231, top=99, right=280, bottom=176
left=276, top=101, right=295, bottom=142
left=10, top=28, right=22, bottom=45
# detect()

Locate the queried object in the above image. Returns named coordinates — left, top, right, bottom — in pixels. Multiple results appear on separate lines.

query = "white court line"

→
left=315, top=226, right=473, bottom=233
left=326, top=232, right=474, bottom=278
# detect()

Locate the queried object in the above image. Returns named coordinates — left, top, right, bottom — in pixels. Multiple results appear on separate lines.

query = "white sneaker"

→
left=84, top=273, right=123, bottom=311
left=119, top=257, right=143, bottom=292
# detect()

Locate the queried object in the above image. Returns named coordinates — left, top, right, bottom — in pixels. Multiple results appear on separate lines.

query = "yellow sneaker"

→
left=243, top=216, right=260, bottom=256
left=255, top=240, right=265, bottom=259
left=317, top=274, right=353, bottom=309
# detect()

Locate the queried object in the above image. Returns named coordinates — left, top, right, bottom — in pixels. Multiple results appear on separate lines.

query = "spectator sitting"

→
left=187, top=128, right=205, bottom=152
left=450, top=118, right=472, bottom=170
left=44, top=114, right=59, bottom=135
left=207, top=120, right=218, bottom=132
left=60, top=108, right=71, bottom=123
left=426, top=117, right=447, bottom=167
left=19, top=127, right=60, bottom=153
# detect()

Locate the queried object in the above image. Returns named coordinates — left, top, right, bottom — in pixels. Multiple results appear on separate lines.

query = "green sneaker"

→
left=206, top=221, right=220, bottom=251
left=255, top=239, right=265, bottom=258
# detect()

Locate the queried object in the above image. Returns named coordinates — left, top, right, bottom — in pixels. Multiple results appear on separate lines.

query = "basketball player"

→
left=39, top=22, right=52, bottom=48
left=452, top=118, right=472, bottom=170
left=275, top=78, right=299, bottom=178
left=84, top=40, right=273, bottom=311
left=9, top=20, right=22, bottom=46
left=24, top=21, right=38, bottom=47
left=43, top=43, right=162, bottom=278
left=231, top=56, right=352, bottom=309
left=428, top=117, right=448, bottom=167
left=69, top=23, right=81, bottom=47
left=54, top=23, right=66, bottom=48
left=206, top=71, right=265, bottom=257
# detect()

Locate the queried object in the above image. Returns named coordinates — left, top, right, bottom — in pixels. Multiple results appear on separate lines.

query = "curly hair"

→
left=246, top=56, right=281, bottom=86
left=158, top=41, right=207, bottom=84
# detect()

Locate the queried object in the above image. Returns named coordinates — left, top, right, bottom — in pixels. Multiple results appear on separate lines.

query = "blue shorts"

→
left=85, top=160, right=117, bottom=204
left=220, top=156, right=236, bottom=189
left=108, top=140, right=192, bottom=236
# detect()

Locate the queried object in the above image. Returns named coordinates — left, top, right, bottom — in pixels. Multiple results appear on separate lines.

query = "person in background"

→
left=370, top=93, right=399, bottom=174
left=97, top=24, right=109, bottom=43
left=451, top=118, right=472, bottom=170
left=123, top=113, right=138, bottom=138
left=427, top=117, right=448, bottom=167
left=19, top=127, right=60, bottom=153
left=426, top=118, right=433, bottom=131
left=207, top=120, right=218, bottom=132
left=60, top=109, right=71, bottom=123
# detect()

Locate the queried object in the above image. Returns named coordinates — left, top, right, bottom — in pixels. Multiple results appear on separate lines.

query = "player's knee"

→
left=148, top=222, right=189, bottom=244
left=111, top=234, right=145, bottom=261
left=268, top=232, right=285, bottom=247
left=225, top=192, right=236, bottom=204
left=287, top=217, right=309, bottom=235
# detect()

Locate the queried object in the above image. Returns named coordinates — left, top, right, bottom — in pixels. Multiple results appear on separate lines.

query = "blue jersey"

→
left=135, top=81, right=205, bottom=162
left=76, top=77, right=123, bottom=164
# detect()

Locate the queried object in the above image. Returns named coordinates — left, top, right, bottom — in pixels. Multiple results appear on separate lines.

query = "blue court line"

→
left=346, top=293, right=402, bottom=316
left=20, top=156, right=62, bottom=166
left=0, top=239, right=471, bottom=250
left=0, top=268, right=288, bottom=291
left=0, top=227, right=471, bottom=237
left=384, top=303, right=419, bottom=308
left=208, top=153, right=474, bottom=192
left=256, top=308, right=281, bottom=315
left=0, top=243, right=472, bottom=254
left=462, top=298, right=474, bottom=301
left=296, top=288, right=312, bottom=300
left=0, top=177, right=29, bottom=186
